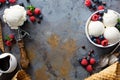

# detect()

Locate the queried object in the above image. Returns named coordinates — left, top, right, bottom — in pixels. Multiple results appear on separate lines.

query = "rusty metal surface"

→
left=0, top=0, right=120, bottom=80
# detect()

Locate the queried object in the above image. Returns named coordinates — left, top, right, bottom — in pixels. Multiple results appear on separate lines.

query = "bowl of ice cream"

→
left=85, top=9, right=120, bottom=48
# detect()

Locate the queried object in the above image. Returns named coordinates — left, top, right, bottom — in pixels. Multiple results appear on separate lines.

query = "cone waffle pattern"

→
left=85, top=62, right=120, bottom=80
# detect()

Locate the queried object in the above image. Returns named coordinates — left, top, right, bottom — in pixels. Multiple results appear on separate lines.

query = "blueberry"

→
left=98, top=11, right=104, bottom=16
left=0, top=3, right=2, bottom=7
left=92, top=0, right=99, bottom=3
left=98, top=17, right=103, bottom=21
left=19, top=2, right=24, bottom=7
left=104, top=8, right=108, bottom=13
left=38, top=14, right=43, bottom=20
left=99, top=35, right=104, bottom=40
left=91, top=4, right=97, bottom=10
left=93, top=38, right=97, bottom=43
left=6, top=1, right=10, bottom=5
left=37, top=19, right=41, bottom=24
left=26, top=0, right=30, bottom=3
left=98, top=0, right=102, bottom=5
left=90, top=36, right=95, bottom=41
left=102, top=2, right=107, bottom=6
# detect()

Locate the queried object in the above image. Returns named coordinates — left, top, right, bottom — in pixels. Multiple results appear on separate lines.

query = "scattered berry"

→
left=97, top=5, right=104, bottom=10
left=81, top=58, right=88, bottom=66
left=86, top=65, right=93, bottom=72
left=101, top=39, right=108, bottom=46
left=37, top=19, right=41, bottom=24
left=91, top=4, right=97, bottom=10
left=0, top=0, right=6, bottom=3
left=30, top=16, right=36, bottom=22
left=27, top=10, right=33, bottom=16
left=102, top=2, right=106, bottom=6
left=9, top=0, right=16, bottom=4
left=91, top=14, right=99, bottom=21
left=5, top=41, right=12, bottom=46
left=82, top=45, right=86, bottom=49
left=92, top=0, right=99, bottom=3
left=38, top=14, right=43, bottom=20
left=85, top=0, right=92, bottom=7
left=34, top=8, right=41, bottom=15
left=90, top=58, right=96, bottom=64
left=9, top=34, right=14, bottom=39
left=26, top=0, right=30, bottom=3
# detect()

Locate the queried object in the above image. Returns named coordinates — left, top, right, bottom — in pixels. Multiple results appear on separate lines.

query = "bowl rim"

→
left=85, top=9, right=120, bottom=48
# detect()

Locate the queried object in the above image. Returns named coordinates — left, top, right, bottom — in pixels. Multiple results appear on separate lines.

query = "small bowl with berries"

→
left=85, top=9, right=120, bottom=48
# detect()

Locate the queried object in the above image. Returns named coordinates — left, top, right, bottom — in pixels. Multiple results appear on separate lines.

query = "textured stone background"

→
left=0, top=0, right=120, bottom=80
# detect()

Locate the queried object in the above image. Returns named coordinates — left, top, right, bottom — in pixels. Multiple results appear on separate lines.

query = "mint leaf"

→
left=117, top=18, right=120, bottom=23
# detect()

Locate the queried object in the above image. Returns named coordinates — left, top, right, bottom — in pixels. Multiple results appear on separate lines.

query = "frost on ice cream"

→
left=3, top=5, right=27, bottom=29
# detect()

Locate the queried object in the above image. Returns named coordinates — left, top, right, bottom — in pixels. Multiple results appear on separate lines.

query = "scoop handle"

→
left=18, top=39, right=30, bottom=69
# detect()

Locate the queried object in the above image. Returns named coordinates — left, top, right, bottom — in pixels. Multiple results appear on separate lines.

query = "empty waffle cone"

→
left=85, top=62, right=120, bottom=80
left=12, top=70, right=31, bottom=80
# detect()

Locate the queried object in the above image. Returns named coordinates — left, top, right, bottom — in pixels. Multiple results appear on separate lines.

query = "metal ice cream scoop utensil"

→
left=99, top=42, right=120, bottom=68
left=16, top=27, right=31, bottom=69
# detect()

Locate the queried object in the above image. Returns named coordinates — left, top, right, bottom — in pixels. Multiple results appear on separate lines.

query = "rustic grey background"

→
left=0, top=0, right=120, bottom=80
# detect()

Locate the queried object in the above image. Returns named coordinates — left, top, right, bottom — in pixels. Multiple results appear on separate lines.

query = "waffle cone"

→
left=12, top=70, right=31, bottom=80
left=85, top=62, right=120, bottom=80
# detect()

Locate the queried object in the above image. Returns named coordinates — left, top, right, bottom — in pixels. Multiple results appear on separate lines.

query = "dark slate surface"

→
left=0, top=0, right=120, bottom=80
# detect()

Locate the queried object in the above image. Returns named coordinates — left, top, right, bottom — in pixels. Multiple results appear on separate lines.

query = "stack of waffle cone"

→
left=12, top=70, right=31, bottom=80
left=85, top=62, right=120, bottom=80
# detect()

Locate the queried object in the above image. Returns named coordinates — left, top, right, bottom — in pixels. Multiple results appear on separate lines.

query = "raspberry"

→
left=86, top=65, right=93, bottom=72
left=80, top=58, right=88, bottom=66
left=101, top=39, right=108, bottom=46
left=27, top=10, right=33, bottom=16
left=5, top=41, right=12, bottom=46
left=85, top=0, right=92, bottom=7
left=97, top=5, right=104, bottom=10
left=0, top=0, right=6, bottom=3
left=90, top=58, right=96, bottom=64
left=9, top=34, right=14, bottom=39
left=9, top=0, right=16, bottom=4
left=30, top=16, right=36, bottom=22
left=91, top=14, right=99, bottom=21
left=34, top=8, right=41, bottom=15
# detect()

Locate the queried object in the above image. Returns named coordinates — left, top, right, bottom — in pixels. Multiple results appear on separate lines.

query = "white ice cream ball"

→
left=88, top=21, right=105, bottom=37
left=104, top=27, right=120, bottom=44
left=3, top=5, right=27, bottom=29
left=103, top=10, right=119, bottom=27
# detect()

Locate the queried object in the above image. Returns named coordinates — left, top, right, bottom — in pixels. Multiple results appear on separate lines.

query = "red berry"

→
left=96, top=38, right=101, bottom=44
left=0, top=0, right=6, bottom=3
left=90, top=58, right=96, bottom=65
left=97, top=5, right=104, bottom=10
left=27, top=10, right=33, bottom=16
left=81, top=58, right=88, bottom=66
left=86, top=65, right=93, bottom=72
left=91, top=14, right=99, bottom=21
left=5, top=41, right=12, bottom=46
left=9, top=0, right=16, bottom=4
left=34, top=8, right=41, bottom=15
left=101, top=39, right=108, bottom=46
left=9, top=34, right=14, bottom=39
left=85, top=0, right=91, bottom=7
left=30, top=16, right=36, bottom=22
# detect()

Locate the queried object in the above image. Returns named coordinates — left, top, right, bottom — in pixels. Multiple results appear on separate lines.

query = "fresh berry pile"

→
left=85, top=0, right=106, bottom=11
left=79, top=50, right=96, bottom=72
left=4, top=34, right=15, bottom=47
left=27, top=5, right=43, bottom=23
left=0, top=0, right=16, bottom=6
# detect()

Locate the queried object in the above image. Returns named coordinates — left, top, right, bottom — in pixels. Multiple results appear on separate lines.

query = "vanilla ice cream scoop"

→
left=104, top=27, right=120, bottom=44
left=88, top=21, right=105, bottom=37
left=3, top=5, right=27, bottom=29
left=103, top=10, right=119, bottom=27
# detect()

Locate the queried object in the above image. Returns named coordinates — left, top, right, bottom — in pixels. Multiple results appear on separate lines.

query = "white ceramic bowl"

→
left=85, top=9, right=120, bottom=48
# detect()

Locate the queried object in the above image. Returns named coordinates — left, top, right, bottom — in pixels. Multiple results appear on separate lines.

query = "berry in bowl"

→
left=85, top=9, right=120, bottom=48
